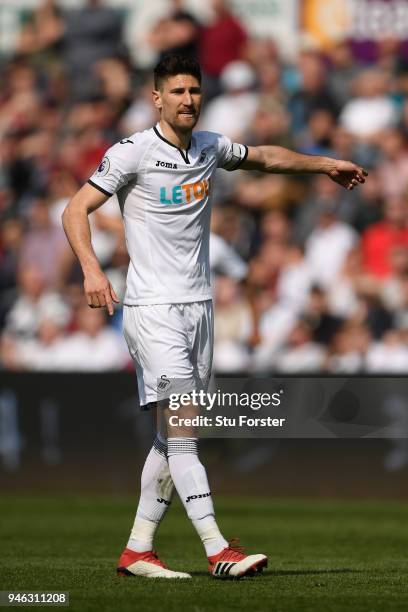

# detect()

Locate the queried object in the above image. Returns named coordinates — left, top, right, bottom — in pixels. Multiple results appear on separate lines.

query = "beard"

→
left=164, top=108, right=200, bottom=132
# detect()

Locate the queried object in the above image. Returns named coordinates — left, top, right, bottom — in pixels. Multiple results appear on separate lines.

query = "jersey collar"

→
left=153, top=123, right=191, bottom=164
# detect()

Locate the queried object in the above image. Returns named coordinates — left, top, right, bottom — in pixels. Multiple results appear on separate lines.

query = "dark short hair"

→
left=153, top=54, right=201, bottom=90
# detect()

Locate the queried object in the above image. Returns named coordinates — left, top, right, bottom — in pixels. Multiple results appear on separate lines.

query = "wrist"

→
left=322, top=157, right=338, bottom=175
left=82, top=259, right=102, bottom=278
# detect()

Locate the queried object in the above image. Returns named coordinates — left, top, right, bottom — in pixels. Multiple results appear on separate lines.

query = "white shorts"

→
left=123, top=300, right=213, bottom=409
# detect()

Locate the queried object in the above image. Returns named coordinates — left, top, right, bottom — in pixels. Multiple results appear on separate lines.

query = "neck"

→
left=159, top=120, right=191, bottom=150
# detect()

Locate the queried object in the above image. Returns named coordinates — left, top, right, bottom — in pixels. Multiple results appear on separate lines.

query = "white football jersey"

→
left=88, top=123, right=248, bottom=305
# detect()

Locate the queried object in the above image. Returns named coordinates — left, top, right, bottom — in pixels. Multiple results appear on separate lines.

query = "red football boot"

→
left=117, top=548, right=191, bottom=579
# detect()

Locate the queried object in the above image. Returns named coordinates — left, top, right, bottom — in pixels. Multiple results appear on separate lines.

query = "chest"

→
left=137, top=141, right=218, bottom=209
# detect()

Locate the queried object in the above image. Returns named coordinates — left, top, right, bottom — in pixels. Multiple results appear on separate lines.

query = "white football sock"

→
left=167, top=437, right=228, bottom=557
left=127, top=434, right=174, bottom=553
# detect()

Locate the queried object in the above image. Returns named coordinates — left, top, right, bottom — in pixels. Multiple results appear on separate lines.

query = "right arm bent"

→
left=62, top=183, right=119, bottom=315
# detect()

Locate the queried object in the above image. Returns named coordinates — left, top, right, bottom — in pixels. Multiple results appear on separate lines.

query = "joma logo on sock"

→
left=186, top=492, right=211, bottom=503
left=157, top=497, right=171, bottom=505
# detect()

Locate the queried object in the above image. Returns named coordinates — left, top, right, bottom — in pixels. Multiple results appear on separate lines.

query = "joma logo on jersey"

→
left=156, top=160, right=178, bottom=169
left=160, top=179, right=210, bottom=205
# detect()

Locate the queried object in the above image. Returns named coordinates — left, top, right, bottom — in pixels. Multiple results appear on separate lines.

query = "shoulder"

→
left=194, top=130, right=227, bottom=145
left=102, top=128, right=155, bottom=170
left=193, top=130, right=232, bottom=153
left=110, top=128, right=154, bottom=151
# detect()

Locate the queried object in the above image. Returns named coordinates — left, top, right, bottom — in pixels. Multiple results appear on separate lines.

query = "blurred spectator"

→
left=210, top=233, right=248, bottom=282
left=362, top=294, right=394, bottom=340
left=4, top=265, right=70, bottom=340
left=244, top=37, right=279, bottom=69
left=1, top=307, right=128, bottom=372
left=147, top=0, right=200, bottom=61
left=59, top=305, right=128, bottom=371
left=275, top=245, right=312, bottom=313
left=199, top=0, right=248, bottom=97
left=94, top=58, right=132, bottom=117
left=244, top=101, right=292, bottom=149
left=251, top=302, right=298, bottom=373
left=327, top=248, right=378, bottom=319
left=260, top=210, right=291, bottom=245
left=361, top=197, right=408, bottom=279
left=3, top=318, right=68, bottom=372
left=213, top=277, right=252, bottom=372
left=275, top=319, right=326, bottom=373
left=394, top=279, right=408, bottom=331
left=232, top=171, right=301, bottom=213
left=340, top=69, right=398, bottom=141
left=62, top=0, right=124, bottom=99
left=330, top=125, right=357, bottom=161
left=296, top=109, right=335, bottom=156
left=366, top=330, right=408, bottom=372
left=254, top=240, right=287, bottom=293
left=88, top=195, right=124, bottom=269
left=200, top=61, right=258, bottom=141
left=257, top=60, right=286, bottom=104
left=381, top=246, right=408, bottom=311
left=289, top=51, right=338, bottom=135
left=304, top=199, right=358, bottom=289
left=47, top=169, right=79, bottom=223
left=305, top=286, right=343, bottom=345
left=120, top=80, right=158, bottom=136
left=0, top=219, right=24, bottom=327
left=377, top=128, right=408, bottom=199
left=0, top=218, right=23, bottom=294
left=210, top=206, right=253, bottom=261
left=327, top=40, right=361, bottom=108
left=328, top=323, right=371, bottom=373
left=399, top=98, right=408, bottom=141
left=16, top=0, right=63, bottom=64
left=350, top=170, right=383, bottom=233
left=19, top=197, right=70, bottom=288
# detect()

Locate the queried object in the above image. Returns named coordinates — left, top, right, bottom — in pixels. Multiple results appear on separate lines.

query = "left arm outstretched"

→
left=241, top=146, right=368, bottom=190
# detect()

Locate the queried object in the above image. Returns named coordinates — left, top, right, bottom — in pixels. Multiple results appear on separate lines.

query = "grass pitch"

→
left=1, top=495, right=407, bottom=612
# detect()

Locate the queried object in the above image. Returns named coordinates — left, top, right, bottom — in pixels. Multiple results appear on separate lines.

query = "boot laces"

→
left=141, top=550, right=167, bottom=568
left=224, top=538, right=246, bottom=561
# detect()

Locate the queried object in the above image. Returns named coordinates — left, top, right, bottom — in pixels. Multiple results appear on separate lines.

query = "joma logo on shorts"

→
left=157, top=497, right=171, bottom=505
left=186, top=492, right=211, bottom=502
left=156, top=160, right=178, bottom=169
left=160, top=179, right=210, bottom=205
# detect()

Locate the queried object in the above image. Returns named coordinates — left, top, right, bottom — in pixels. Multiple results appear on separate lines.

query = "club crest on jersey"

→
left=156, top=160, right=178, bottom=169
left=160, top=179, right=210, bottom=205
left=198, top=147, right=211, bottom=164
left=97, top=156, right=110, bottom=176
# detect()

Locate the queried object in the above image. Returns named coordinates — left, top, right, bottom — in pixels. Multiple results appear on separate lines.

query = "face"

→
left=153, top=74, right=202, bottom=133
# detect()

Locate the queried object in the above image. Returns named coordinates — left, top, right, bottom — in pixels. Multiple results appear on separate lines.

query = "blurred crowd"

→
left=0, top=0, right=408, bottom=374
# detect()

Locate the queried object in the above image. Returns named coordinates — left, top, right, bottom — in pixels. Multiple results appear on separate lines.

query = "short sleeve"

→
left=88, top=138, right=141, bottom=196
left=215, top=134, right=248, bottom=171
